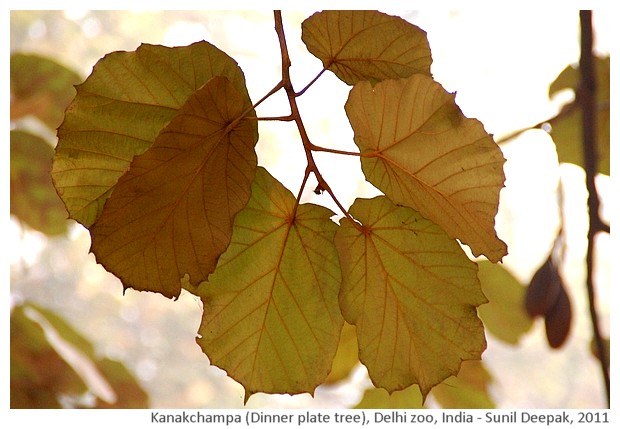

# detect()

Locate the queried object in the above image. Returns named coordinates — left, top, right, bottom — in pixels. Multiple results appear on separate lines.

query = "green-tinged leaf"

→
left=335, top=196, right=486, bottom=397
left=10, top=53, right=82, bottom=128
left=431, top=360, right=495, bottom=409
left=302, top=10, right=431, bottom=86
left=10, top=130, right=69, bottom=235
left=346, top=75, right=507, bottom=262
left=90, top=76, right=257, bottom=298
left=548, top=56, right=609, bottom=175
left=355, top=384, right=424, bottom=409
left=52, top=41, right=251, bottom=227
left=324, top=322, right=359, bottom=385
left=477, top=261, right=533, bottom=344
left=196, top=168, right=343, bottom=401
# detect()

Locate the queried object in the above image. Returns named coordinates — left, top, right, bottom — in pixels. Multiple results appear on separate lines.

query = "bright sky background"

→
left=5, top=2, right=617, bottom=419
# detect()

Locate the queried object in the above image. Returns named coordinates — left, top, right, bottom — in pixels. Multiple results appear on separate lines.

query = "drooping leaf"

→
left=196, top=168, right=343, bottom=401
left=10, top=53, right=82, bottom=128
left=548, top=56, right=609, bottom=175
left=302, top=10, right=432, bottom=86
left=477, top=260, right=533, bottom=344
left=10, top=130, right=69, bottom=235
left=354, top=384, right=424, bottom=409
left=335, top=196, right=487, bottom=397
left=90, top=76, right=257, bottom=298
left=324, top=322, right=359, bottom=385
left=431, top=360, right=495, bottom=409
left=345, top=74, right=507, bottom=262
left=52, top=41, right=251, bottom=227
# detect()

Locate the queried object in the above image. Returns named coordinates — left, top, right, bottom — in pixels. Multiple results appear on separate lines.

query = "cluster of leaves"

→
left=49, top=10, right=510, bottom=402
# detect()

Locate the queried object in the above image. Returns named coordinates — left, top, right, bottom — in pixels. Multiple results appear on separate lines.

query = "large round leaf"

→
left=346, top=74, right=507, bottom=262
left=302, top=10, right=431, bottom=85
left=196, top=168, right=343, bottom=401
left=335, top=196, right=487, bottom=397
left=52, top=41, right=251, bottom=227
left=89, top=76, right=257, bottom=298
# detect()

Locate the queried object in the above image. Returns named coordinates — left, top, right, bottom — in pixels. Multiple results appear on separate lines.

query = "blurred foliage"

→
left=431, top=361, right=495, bottom=409
left=353, top=360, right=494, bottom=409
left=10, top=49, right=149, bottom=409
left=355, top=384, right=424, bottom=409
left=477, top=260, right=533, bottom=344
left=548, top=56, right=609, bottom=175
left=10, top=302, right=149, bottom=409
left=10, top=53, right=82, bottom=129
left=10, top=53, right=82, bottom=236
left=324, top=323, right=359, bottom=385
left=10, top=130, right=69, bottom=236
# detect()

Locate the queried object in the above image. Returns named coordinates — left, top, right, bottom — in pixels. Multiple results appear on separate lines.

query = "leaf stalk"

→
left=273, top=10, right=362, bottom=231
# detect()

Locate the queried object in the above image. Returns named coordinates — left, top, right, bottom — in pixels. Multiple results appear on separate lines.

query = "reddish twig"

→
left=273, top=11, right=362, bottom=230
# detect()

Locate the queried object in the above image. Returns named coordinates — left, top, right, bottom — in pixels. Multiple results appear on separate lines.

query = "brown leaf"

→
left=90, top=76, right=258, bottom=298
left=346, top=75, right=507, bottom=262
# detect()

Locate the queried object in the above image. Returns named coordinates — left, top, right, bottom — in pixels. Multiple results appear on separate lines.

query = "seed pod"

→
left=524, top=255, right=562, bottom=317
left=544, top=281, right=572, bottom=348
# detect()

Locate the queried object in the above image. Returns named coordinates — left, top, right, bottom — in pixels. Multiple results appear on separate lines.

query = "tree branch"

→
left=579, top=10, right=610, bottom=406
left=273, top=10, right=362, bottom=230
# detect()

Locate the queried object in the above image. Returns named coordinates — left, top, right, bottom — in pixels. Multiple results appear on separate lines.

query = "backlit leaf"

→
left=346, top=74, right=507, bottom=262
left=354, top=384, right=424, bottom=409
left=10, top=53, right=82, bottom=128
left=431, top=360, right=495, bottom=409
left=90, top=76, right=257, bottom=298
left=196, top=168, right=343, bottom=401
left=324, top=322, right=359, bottom=385
left=10, top=130, right=69, bottom=236
left=477, top=261, right=533, bottom=344
left=52, top=41, right=250, bottom=227
left=548, top=56, right=610, bottom=175
left=302, top=10, right=431, bottom=85
left=335, top=196, right=486, bottom=397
